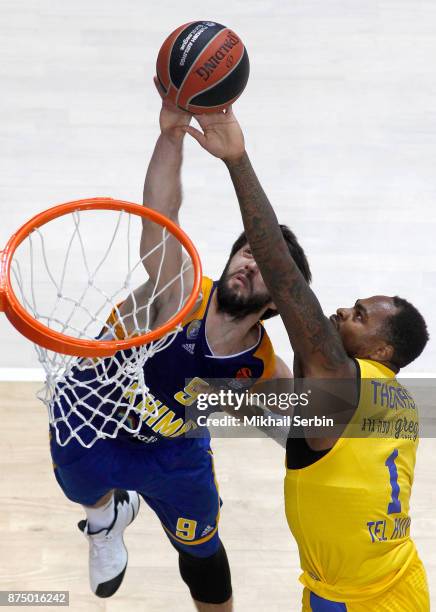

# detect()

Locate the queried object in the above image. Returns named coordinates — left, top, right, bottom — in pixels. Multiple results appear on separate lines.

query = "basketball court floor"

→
left=1, top=1, right=435, bottom=609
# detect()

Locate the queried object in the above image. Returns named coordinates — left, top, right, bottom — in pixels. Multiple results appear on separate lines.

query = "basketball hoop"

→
left=0, top=198, right=202, bottom=448
left=0, top=198, right=201, bottom=357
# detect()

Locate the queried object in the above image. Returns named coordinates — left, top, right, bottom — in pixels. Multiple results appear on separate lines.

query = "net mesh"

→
left=10, top=208, right=194, bottom=448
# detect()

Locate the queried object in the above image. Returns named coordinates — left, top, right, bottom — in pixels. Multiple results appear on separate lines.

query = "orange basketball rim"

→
left=0, top=198, right=202, bottom=358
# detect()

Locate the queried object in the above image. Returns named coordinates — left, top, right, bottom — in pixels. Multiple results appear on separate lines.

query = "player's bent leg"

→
left=50, top=436, right=144, bottom=598
left=55, top=458, right=141, bottom=597
left=178, top=541, right=233, bottom=611
left=54, top=462, right=140, bottom=598
left=139, top=439, right=231, bottom=608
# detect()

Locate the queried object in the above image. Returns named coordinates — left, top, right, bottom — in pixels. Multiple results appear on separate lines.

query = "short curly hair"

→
left=383, top=297, right=429, bottom=368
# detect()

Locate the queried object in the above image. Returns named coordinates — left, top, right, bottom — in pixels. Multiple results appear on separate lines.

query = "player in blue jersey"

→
left=49, top=81, right=312, bottom=610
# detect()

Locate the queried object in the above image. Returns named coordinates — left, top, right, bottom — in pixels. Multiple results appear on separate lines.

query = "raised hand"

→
left=183, top=106, right=245, bottom=162
left=153, top=77, right=192, bottom=138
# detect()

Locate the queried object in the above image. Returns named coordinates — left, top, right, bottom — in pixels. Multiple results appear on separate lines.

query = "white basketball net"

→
left=10, top=208, right=194, bottom=448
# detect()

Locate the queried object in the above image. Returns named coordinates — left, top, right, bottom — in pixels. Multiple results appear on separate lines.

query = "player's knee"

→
left=178, top=540, right=232, bottom=604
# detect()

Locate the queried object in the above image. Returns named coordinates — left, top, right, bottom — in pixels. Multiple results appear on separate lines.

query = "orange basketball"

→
left=156, top=21, right=250, bottom=114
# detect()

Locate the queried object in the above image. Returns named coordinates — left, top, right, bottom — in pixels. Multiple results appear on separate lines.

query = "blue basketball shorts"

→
left=50, top=432, right=222, bottom=558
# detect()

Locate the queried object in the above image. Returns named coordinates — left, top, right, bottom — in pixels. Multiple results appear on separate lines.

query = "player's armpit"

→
left=97, top=280, right=158, bottom=340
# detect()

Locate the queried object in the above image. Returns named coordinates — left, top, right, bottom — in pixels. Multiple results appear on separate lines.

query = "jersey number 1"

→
left=385, top=449, right=401, bottom=514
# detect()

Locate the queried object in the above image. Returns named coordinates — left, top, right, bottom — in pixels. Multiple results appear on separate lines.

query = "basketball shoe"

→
left=78, top=489, right=140, bottom=597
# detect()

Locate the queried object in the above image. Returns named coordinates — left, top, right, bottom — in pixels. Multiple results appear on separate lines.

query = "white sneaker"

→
left=78, top=489, right=140, bottom=598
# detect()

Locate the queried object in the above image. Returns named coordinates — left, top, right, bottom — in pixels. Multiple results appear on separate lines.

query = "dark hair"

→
left=228, top=224, right=311, bottom=320
left=384, top=297, right=429, bottom=368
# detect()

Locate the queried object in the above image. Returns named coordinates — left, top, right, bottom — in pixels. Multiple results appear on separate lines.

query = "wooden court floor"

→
left=0, top=382, right=434, bottom=611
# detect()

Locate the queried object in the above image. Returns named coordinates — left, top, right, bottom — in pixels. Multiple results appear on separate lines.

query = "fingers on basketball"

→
left=154, top=77, right=193, bottom=118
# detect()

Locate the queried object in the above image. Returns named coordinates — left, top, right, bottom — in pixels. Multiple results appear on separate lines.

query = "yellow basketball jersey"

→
left=284, top=359, right=420, bottom=603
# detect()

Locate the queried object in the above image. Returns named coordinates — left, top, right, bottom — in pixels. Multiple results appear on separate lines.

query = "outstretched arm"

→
left=184, top=109, right=354, bottom=379
left=224, top=151, right=352, bottom=377
left=117, top=82, right=198, bottom=334
left=140, top=79, right=194, bottom=303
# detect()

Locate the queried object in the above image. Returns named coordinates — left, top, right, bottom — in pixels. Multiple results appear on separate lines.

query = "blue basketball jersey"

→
left=52, top=277, right=275, bottom=446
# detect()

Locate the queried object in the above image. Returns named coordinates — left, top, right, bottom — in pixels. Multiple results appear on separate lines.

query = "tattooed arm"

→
left=224, top=152, right=354, bottom=378
left=184, top=108, right=355, bottom=380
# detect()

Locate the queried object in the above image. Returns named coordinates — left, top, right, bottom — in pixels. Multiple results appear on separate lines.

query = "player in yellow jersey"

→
left=183, top=108, right=430, bottom=611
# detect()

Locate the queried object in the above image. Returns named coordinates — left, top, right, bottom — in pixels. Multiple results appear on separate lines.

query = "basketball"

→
left=156, top=21, right=250, bottom=114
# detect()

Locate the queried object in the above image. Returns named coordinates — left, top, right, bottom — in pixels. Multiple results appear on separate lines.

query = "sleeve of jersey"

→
left=254, top=328, right=276, bottom=380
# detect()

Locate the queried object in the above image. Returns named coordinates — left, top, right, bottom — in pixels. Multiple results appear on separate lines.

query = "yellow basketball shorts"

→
left=301, top=556, right=429, bottom=611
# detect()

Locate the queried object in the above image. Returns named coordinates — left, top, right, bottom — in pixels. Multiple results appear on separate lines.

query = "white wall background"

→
left=1, top=0, right=435, bottom=373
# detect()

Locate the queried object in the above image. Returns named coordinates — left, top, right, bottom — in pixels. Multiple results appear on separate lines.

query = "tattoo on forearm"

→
left=225, top=153, right=347, bottom=371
